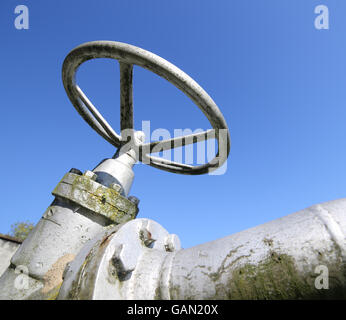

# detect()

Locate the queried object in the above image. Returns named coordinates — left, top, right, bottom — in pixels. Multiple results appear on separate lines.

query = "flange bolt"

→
left=164, top=234, right=181, bottom=252
left=110, top=183, right=122, bottom=193
left=128, top=196, right=140, bottom=206
left=69, top=168, right=83, bottom=175
left=83, top=170, right=97, bottom=181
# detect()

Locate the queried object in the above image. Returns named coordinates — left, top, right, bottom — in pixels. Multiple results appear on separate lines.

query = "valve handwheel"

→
left=62, top=41, right=230, bottom=175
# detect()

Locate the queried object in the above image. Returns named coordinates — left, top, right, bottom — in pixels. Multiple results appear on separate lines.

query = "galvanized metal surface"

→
left=62, top=41, right=230, bottom=175
left=58, top=198, right=346, bottom=299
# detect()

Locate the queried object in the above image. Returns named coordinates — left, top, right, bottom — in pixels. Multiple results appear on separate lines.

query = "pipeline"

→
left=156, top=198, right=346, bottom=299
left=57, top=198, right=346, bottom=300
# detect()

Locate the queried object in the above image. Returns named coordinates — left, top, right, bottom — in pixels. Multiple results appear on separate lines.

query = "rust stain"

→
left=42, top=253, right=75, bottom=294
left=100, top=230, right=118, bottom=248
left=100, top=235, right=112, bottom=247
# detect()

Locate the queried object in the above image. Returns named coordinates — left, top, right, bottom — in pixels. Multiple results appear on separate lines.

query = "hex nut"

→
left=83, top=170, right=97, bottom=181
left=110, top=183, right=122, bottom=193
left=139, top=228, right=156, bottom=248
left=128, top=196, right=140, bottom=206
left=69, top=168, right=83, bottom=175
left=164, top=234, right=181, bottom=252
left=111, top=244, right=136, bottom=280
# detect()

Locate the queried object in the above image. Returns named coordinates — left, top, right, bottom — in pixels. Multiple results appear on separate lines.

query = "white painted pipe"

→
left=57, top=198, right=346, bottom=300
left=153, top=198, right=346, bottom=299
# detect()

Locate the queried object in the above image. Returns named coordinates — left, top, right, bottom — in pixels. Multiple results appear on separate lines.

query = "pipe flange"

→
left=58, top=218, right=180, bottom=300
left=52, top=172, right=138, bottom=224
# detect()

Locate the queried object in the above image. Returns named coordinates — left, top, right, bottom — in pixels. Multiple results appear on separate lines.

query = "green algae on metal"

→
left=52, top=173, right=138, bottom=225
left=223, top=251, right=345, bottom=299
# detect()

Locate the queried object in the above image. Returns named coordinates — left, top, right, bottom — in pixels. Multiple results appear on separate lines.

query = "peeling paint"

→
left=42, top=253, right=75, bottom=294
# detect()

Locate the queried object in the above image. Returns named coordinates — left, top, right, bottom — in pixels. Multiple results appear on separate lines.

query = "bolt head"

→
left=164, top=234, right=181, bottom=252
left=144, top=238, right=156, bottom=247
left=83, top=170, right=97, bottom=181
left=128, top=196, right=140, bottom=206
left=69, top=168, right=83, bottom=175
left=139, top=228, right=156, bottom=248
left=110, top=183, right=122, bottom=193
left=111, top=244, right=137, bottom=280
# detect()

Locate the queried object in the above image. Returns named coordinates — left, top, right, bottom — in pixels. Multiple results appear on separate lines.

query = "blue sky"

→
left=1, top=1, right=346, bottom=248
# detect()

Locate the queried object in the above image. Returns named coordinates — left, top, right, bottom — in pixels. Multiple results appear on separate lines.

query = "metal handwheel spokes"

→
left=62, top=41, right=230, bottom=175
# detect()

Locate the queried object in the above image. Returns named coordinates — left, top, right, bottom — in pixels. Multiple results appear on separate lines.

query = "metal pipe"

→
left=155, top=198, right=346, bottom=299
left=56, top=198, right=346, bottom=300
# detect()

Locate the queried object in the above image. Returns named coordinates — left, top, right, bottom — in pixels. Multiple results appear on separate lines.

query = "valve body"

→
left=0, top=166, right=138, bottom=300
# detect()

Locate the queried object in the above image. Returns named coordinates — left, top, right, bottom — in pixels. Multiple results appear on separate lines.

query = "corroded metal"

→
left=3, top=40, right=345, bottom=301
left=52, top=172, right=138, bottom=224
left=0, top=167, right=139, bottom=300
left=0, top=197, right=104, bottom=300
left=62, top=41, right=230, bottom=175
left=58, top=198, right=346, bottom=300
left=57, top=219, right=181, bottom=300
left=159, top=198, right=346, bottom=299
left=119, top=62, right=134, bottom=133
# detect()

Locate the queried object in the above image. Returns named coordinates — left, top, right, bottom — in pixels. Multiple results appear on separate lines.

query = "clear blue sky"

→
left=1, top=1, right=346, bottom=248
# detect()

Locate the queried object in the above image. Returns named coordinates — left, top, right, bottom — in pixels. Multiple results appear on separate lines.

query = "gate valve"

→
left=62, top=41, right=231, bottom=197
left=0, top=41, right=231, bottom=300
